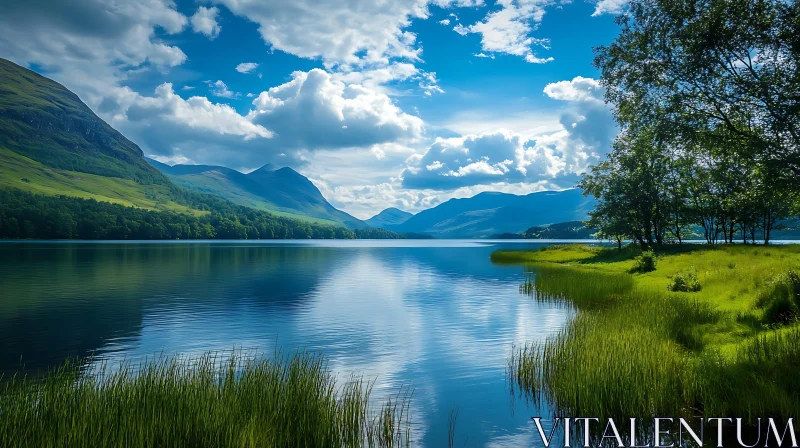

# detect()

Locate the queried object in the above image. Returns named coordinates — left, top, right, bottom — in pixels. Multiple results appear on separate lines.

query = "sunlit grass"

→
left=501, top=244, right=800, bottom=422
left=0, top=350, right=412, bottom=447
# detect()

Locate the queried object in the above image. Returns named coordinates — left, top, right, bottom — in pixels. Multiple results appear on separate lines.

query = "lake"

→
left=0, top=240, right=586, bottom=447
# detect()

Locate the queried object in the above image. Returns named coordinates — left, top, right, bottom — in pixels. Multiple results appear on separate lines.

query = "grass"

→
left=498, top=244, right=800, bottom=422
left=0, top=147, right=204, bottom=216
left=0, top=350, right=412, bottom=447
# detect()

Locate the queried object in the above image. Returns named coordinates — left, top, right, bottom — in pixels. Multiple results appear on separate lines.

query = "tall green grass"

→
left=521, top=265, right=634, bottom=308
left=508, top=261, right=800, bottom=422
left=0, top=350, right=412, bottom=447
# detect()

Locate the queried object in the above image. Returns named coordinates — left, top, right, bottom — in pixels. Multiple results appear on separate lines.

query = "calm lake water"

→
left=0, top=240, right=589, bottom=447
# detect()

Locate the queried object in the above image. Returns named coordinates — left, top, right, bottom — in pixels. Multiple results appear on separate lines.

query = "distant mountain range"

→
left=147, top=159, right=368, bottom=229
left=365, top=208, right=413, bottom=228
left=381, top=190, right=595, bottom=238
left=0, top=57, right=597, bottom=239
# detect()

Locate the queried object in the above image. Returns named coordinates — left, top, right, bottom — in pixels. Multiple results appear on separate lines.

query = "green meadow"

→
left=494, top=244, right=800, bottom=420
left=0, top=351, right=412, bottom=448
left=0, top=147, right=203, bottom=216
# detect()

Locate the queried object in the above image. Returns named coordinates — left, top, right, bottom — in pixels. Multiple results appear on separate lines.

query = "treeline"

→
left=0, top=189, right=429, bottom=240
left=582, top=0, right=799, bottom=248
left=0, top=189, right=355, bottom=240
left=353, top=228, right=434, bottom=239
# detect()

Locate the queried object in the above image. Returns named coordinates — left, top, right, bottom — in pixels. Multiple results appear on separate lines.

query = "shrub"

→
left=629, top=250, right=656, bottom=273
left=667, top=268, right=701, bottom=292
left=757, top=270, right=800, bottom=324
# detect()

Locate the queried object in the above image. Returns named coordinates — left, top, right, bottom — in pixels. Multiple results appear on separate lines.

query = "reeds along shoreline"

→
left=0, top=350, right=413, bottom=447
left=507, top=251, right=800, bottom=423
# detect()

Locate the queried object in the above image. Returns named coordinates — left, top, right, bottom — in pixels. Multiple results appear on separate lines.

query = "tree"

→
left=595, top=0, right=800, bottom=183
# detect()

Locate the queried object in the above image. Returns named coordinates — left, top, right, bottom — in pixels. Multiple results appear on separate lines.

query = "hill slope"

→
left=365, top=208, right=413, bottom=228
left=0, top=58, right=363, bottom=240
left=391, top=190, right=595, bottom=238
left=148, top=160, right=368, bottom=229
left=0, top=58, right=164, bottom=184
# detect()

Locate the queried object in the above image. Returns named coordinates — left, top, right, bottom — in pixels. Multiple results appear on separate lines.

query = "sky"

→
left=0, top=0, right=628, bottom=219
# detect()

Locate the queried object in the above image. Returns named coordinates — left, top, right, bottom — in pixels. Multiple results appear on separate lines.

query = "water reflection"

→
left=0, top=240, right=576, bottom=447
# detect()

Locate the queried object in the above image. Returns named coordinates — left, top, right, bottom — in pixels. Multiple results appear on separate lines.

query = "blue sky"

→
left=0, top=0, right=627, bottom=218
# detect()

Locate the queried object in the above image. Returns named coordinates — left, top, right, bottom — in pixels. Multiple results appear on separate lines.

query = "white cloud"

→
left=205, top=80, right=239, bottom=98
left=453, top=0, right=554, bottom=63
left=102, top=83, right=281, bottom=168
left=249, top=68, right=424, bottom=150
left=439, top=19, right=451, bottom=25
left=592, top=0, right=629, bottom=16
left=210, top=0, right=482, bottom=67
left=191, top=6, right=222, bottom=39
left=236, top=62, right=259, bottom=74
left=0, top=0, right=188, bottom=115
left=543, top=76, right=604, bottom=102
left=113, top=83, right=271, bottom=140
left=401, top=76, right=615, bottom=190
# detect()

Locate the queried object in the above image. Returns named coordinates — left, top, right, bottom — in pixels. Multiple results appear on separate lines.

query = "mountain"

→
left=148, top=159, right=368, bottom=229
left=365, top=208, right=413, bottom=228
left=0, top=58, right=214, bottom=213
left=0, top=58, right=164, bottom=185
left=390, top=190, right=595, bottom=238
left=0, top=58, right=362, bottom=240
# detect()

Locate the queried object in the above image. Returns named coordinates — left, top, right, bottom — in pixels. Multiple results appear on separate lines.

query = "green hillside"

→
left=0, top=147, right=201, bottom=215
left=0, top=58, right=370, bottom=240
left=0, top=58, right=164, bottom=184
left=148, top=160, right=368, bottom=229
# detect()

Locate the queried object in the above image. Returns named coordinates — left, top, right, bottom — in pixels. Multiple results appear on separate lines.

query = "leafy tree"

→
left=594, top=0, right=800, bottom=182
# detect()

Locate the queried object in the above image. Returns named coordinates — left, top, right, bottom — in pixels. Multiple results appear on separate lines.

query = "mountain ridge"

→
left=365, top=207, right=413, bottom=228
left=389, top=189, right=595, bottom=238
left=147, top=159, right=369, bottom=229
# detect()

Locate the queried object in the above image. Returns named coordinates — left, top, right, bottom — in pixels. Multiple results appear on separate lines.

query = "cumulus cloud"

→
left=543, top=76, right=604, bottom=102
left=191, top=6, right=222, bottom=39
left=0, top=0, right=188, bottom=111
left=439, top=19, right=451, bottom=25
left=592, top=0, right=629, bottom=16
left=400, top=76, right=615, bottom=190
left=101, top=83, right=280, bottom=168
left=209, top=0, right=482, bottom=67
left=205, top=80, right=240, bottom=98
left=235, top=62, right=259, bottom=74
left=401, top=131, right=548, bottom=189
left=453, top=0, right=554, bottom=63
left=248, top=68, right=424, bottom=150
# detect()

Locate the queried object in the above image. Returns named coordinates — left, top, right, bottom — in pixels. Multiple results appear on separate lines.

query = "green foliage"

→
left=354, top=228, right=433, bottom=239
left=508, top=263, right=800, bottom=421
left=0, top=351, right=412, bottom=447
left=757, top=270, right=800, bottom=324
left=667, top=268, right=701, bottom=292
left=522, top=220, right=596, bottom=239
left=629, top=250, right=656, bottom=273
left=0, top=189, right=357, bottom=240
left=0, top=58, right=166, bottom=185
left=502, top=244, right=800, bottom=421
left=594, top=0, right=800, bottom=180
left=586, top=0, right=799, bottom=247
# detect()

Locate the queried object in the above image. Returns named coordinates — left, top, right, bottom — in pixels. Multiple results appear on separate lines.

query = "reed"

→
left=0, top=350, right=412, bottom=447
left=504, top=245, right=800, bottom=423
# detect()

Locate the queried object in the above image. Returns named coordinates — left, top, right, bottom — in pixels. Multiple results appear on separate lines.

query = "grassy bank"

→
left=496, top=244, right=800, bottom=421
left=0, top=351, right=411, bottom=447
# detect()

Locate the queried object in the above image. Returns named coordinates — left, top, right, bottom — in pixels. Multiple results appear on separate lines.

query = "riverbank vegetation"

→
left=0, top=189, right=425, bottom=240
left=581, top=0, right=799, bottom=248
left=0, top=351, right=412, bottom=447
left=497, top=244, right=800, bottom=420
